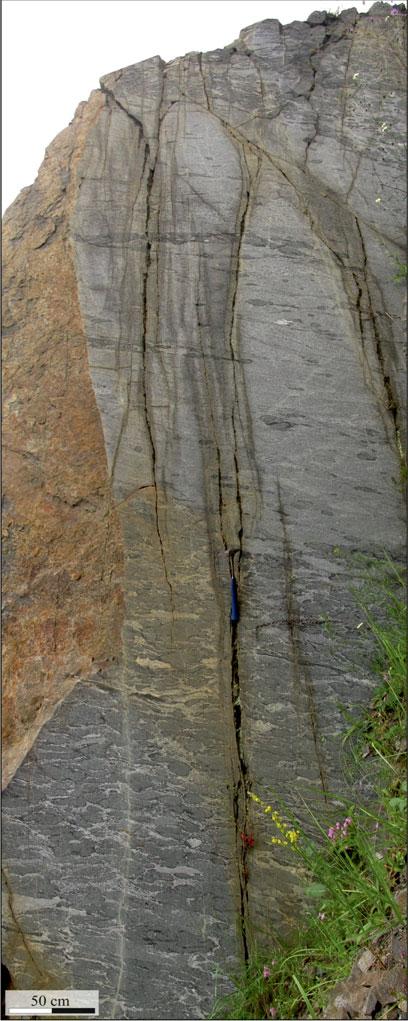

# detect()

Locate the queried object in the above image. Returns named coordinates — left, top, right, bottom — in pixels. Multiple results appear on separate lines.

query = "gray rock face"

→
left=2, top=5, right=406, bottom=1019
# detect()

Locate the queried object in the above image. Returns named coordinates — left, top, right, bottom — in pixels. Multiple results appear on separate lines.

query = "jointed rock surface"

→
left=2, top=4, right=406, bottom=1018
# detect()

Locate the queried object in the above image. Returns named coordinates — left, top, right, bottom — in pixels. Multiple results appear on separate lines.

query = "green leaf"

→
left=305, top=883, right=328, bottom=899
left=389, top=797, right=406, bottom=813
left=292, top=974, right=315, bottom=1016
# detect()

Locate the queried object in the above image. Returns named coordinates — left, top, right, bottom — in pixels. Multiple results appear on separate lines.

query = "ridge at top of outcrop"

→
left=98, top=2, right=406, bottom=90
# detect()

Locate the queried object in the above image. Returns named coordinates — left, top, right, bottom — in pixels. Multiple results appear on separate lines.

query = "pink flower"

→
left=318, top=911, right=326, bottom=921
left=269, top=1009, right=277, bottom=1019
left=341, top=817, right=352, bottom=838
left=327, top=827, right=335, bottom=839
left=263, top=966, right=271, bottom=979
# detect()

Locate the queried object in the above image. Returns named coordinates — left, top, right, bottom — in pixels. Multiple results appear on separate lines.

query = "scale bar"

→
left=8, top=1011, right=95, bottom=1017
left=6, top=991, right=98, bottom=1018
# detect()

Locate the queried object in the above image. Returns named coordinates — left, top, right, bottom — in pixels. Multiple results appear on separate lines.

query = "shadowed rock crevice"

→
left=230, top=615, right=250, bottom=962
left=141, top=159, right=175, bottom=612
left=354, top=217, right=403, bottom=453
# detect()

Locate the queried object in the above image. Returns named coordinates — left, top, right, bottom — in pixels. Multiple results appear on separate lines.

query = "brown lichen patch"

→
left=2, top=91, right=124, bottom=788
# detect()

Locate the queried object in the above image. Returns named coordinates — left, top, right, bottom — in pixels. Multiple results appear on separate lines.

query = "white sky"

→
left=3, top=0, right=379, bottom=212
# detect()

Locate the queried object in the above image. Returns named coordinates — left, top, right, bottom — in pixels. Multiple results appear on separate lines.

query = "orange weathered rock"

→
left=2, top=93, right=124, bottom=788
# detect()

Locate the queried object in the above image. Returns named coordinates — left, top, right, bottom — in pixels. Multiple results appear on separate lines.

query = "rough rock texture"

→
left=323, top=889, right=407, bottom=1019
left=2, top=93, right=124, bottom=788
left=2, top=4, right=406, bottom=1019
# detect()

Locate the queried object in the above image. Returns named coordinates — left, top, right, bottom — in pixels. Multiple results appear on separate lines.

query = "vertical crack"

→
left=228, top=150, right=260, bottom=549
left=197, top=52, right=210, bottom=111
left=195, top=259, right=250, bottom=959
left=305, top=60, right=318, bottom=165
left=226, top=151, right=258, bottom=959
left=277, top=481, right=328, bottom=801
left=196, top=272, right=250, bottom=956
left=195, top=289, right=228, bottom=550
left=230, top=611, right=250, bottom=961
left=349, top=263, right=381, bottom=411
left=109, top=142, right=148, bottom=487
left=99, top=81, right=173, bottom=608
left=142, top=162, right=174, bottom=612
left=354, top=217, right=404, bottom=464
left=305, top=111, right=319, bottom=165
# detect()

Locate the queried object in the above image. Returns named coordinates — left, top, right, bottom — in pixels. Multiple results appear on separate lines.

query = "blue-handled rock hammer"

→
left=230, top=576, right=239, bottom=623
left=226, top=548, right=240, bottom=623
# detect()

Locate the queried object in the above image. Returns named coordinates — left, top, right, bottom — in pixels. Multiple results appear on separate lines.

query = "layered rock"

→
left=2, top=4, right=406, bottom=1018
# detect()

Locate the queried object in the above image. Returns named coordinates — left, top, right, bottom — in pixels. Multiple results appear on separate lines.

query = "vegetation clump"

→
left=393, top=258, right=407, bottom=283
left=209, top=558, right=406, bottom=1020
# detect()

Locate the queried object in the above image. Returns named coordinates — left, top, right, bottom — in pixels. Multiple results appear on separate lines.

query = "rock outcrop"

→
left=2, top=4, right=406, bottom=1018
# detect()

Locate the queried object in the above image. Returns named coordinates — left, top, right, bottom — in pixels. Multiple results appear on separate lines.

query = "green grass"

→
left=393, top=258, right=407, bottom=283
left=209, top=558, right=406, bottom=1020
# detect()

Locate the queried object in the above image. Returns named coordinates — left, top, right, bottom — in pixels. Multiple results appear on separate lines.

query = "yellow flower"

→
left=274, top=817, right=288, bottom=834
left=252, top=795, right=301, bottom=849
